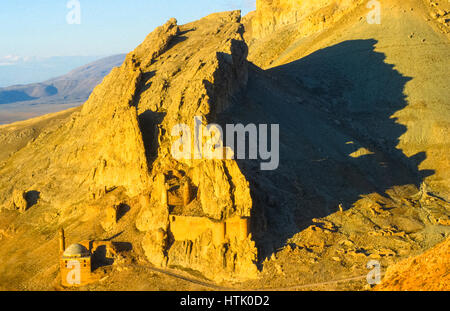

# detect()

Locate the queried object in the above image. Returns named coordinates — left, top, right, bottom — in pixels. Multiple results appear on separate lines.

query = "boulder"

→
left=10, top=190, right=28, bottom=213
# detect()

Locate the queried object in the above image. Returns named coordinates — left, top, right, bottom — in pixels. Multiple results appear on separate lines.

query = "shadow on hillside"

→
left=138, top=110, right=166, bottom=165
left=25, top=190, right=40, bottom=209
left=220, top=39, right=434, bottom=262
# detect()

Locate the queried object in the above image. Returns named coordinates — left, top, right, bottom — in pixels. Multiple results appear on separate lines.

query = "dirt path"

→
left=133, top=263, right=381, bottom=291
left=131, top=264, right=232, bottom=290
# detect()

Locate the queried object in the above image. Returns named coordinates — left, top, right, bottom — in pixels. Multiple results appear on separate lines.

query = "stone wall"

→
left=169, top=215, right=250, bottom=246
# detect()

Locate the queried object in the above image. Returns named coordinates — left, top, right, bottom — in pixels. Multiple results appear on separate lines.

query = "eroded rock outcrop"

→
left=132, top=11, right=257, bottom=281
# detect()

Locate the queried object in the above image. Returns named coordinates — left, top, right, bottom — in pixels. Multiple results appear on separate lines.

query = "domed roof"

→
left=63, top=243, right=90, bottom=258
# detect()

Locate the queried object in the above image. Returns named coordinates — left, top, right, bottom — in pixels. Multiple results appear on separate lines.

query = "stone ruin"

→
left=138, top=169, right=258, bottom=282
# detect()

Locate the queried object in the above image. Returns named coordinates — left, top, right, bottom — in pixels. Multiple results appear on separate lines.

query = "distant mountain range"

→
left=0, top=55, right=107, bottom=88
left=0, top=54, right=126, bottom=105
left=0, top=54, right=126, bottom=124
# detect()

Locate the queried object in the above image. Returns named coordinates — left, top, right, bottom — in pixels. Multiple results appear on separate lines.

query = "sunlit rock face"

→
left=251, top=0, right=361, bottom=39
left=132, top=11, right=257, bottom=281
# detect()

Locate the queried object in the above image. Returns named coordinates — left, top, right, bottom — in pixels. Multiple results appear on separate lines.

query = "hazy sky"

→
left=0, top=0, right=256, bottom=60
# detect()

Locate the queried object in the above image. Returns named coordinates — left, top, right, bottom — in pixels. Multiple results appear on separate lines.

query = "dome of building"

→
left=63, top=243, right=90, bottom=258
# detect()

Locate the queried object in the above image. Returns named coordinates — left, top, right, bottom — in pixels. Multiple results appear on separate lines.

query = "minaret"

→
left=59, top=228, right=66, bottom=253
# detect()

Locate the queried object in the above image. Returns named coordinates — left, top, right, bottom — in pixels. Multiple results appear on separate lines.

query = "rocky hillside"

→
left=245, top=0, right=450, bottom=198
left=0, top=0, right=448, bottom=290
left=375, top=236, right=449, bottom=291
